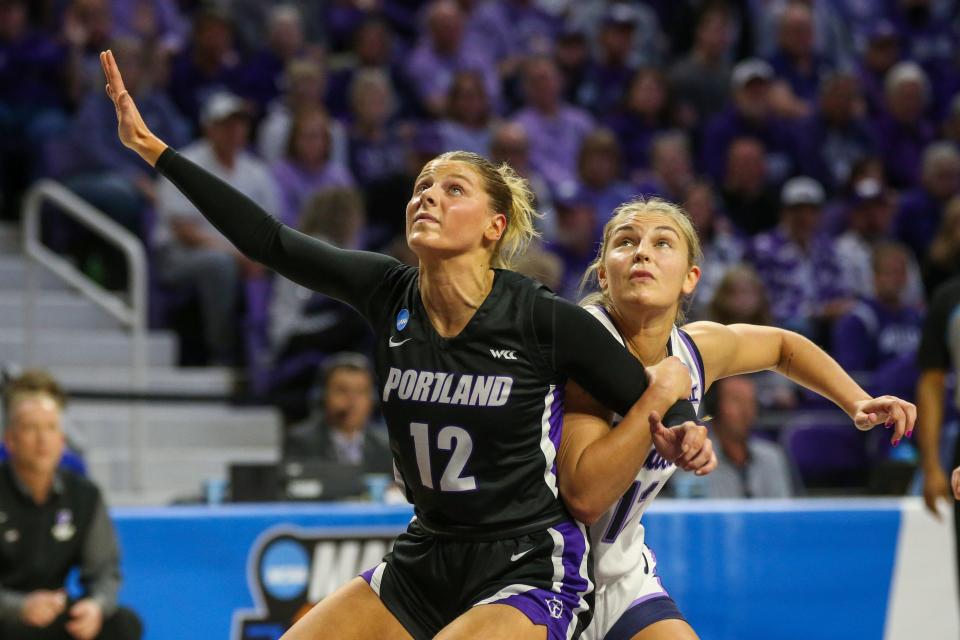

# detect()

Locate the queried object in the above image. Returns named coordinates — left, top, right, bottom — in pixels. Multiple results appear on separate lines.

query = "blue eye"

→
left=449, top=184, right=463, bottom=196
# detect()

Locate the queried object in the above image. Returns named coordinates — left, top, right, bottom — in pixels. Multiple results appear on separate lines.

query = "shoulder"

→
left=61, top=470, right=103, bottom=503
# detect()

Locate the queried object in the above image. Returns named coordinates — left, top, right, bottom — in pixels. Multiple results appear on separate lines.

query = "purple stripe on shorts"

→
left=360, top=566, right=376, bottom=584
left=629, top=578, right=669, bottom=609
left=484, top=521, right=593, bottom=640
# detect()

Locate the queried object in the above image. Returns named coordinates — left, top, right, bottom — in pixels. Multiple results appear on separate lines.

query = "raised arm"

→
left=100, top=50, right=398, bottom=311
left=684, top=321, right=916, bottom=443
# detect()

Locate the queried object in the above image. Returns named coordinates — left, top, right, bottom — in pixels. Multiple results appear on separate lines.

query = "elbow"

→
left=561, top=489, right=604, bottom=526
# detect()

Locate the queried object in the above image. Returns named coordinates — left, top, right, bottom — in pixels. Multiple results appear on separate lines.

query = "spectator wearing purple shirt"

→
left=562, top=128, right=634, bottom=236
left=872, top=61, right=936, bottom=189
left=604, top=67, right=678, bottom=178
left=404, top=0, right=497, bottom=118
left=272, top=106, right=355, bottom=227
left=795, top=71, right=875, bottom=192
left=60, top=0, right=117, bottom=105
left=257, top=57, right=349, bottom=170
left=766, top=2, right=834, bottom=116
left=166, top=8, right=245, bottom=131
left=436, top=70, right=495, bottom=157
left=346, top=68, right=410, bottom=189
left=836, top=178, right=925, bottom=309
left=464, top=0, right=559, bottom=69
left=719, top=137, right=781, bottom=235
left=752, top=0, right=853, bottom=68
left=700, top=58, right=799, bottom=185
left=856, top=21, right=901, bottom=118
left=65, top=36, right=189, bottom=228
left=0, top=0, right=70, bottom=215
left=578, top=9, right=638, bottom=116
left=746, top=176, right=853, bottom=339
left=566, top=1, right=665, bottom=68
left=545, top=192, right=599, bottom=301
left=888, top=0, right=959, bottom=119
left=894, top=141, right=960, bottom=259
left=326, top=18, right=416, bottom=120
left=831, top=242, right=922, bottom=400
left=634, top=130, right=695, bottom=203
left=512, top=56, right=595, bottom=190
left=106, top=0, right=186, bottom=55
left=235, top=5, right=317, bottom=117
left=668, top=3, right=734, bottom=131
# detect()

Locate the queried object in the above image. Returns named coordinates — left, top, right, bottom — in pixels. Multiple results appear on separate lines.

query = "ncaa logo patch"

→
left=260, top=539, right=309, bottom=600
left=396, top=308, right=410, bottom=331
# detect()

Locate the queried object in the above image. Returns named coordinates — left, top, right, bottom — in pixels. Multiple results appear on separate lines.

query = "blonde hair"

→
left=4, top=369, right=66, bottom=426
left=580, top=197, right=703, bottom=324
left=426, top=150, right=541, bottom=268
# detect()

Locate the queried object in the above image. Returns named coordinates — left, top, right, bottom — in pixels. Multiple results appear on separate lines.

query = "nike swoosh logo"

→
left=510, top=549, right=533, bottom=562
left=389, top=336, right=412, bottom=347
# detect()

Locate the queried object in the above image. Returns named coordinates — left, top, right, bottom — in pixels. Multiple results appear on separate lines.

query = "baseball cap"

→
left=781, top=176, right=825, bottom=207
left=200, top=91, right=249, bottom=126
left=731, top=58, right=774, bottom=90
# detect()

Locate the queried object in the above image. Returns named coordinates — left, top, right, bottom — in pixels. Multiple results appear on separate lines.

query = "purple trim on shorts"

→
left=629, top=577, right=668, bottom=609
left=360, top=566, right=376, bottom=584
left=604, top=596, right=686, bottom=640
left=482, top=521, right=593, bottom=640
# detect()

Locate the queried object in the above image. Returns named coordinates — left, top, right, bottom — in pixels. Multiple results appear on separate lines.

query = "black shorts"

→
left=361, top=518, right=594, bottom=640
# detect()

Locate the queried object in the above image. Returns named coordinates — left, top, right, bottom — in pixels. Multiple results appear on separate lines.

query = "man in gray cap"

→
left=700, top=57, right=799, bottom=185
left=155, top=91, right=280, bottom=365
left=746, top=176, right=854, bottom=340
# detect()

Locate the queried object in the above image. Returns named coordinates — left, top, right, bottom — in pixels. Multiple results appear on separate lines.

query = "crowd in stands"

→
left=3, top=0, right=958, bottom=492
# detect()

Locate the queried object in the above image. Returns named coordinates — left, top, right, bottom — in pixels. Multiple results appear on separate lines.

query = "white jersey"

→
left=583, top=305, right=705, bottom=586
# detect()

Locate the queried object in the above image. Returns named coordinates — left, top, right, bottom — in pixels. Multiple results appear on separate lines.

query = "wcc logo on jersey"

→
left=232, top=526, right=395, bottom=640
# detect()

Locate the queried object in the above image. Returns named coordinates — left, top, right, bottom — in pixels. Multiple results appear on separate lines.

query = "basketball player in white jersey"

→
left=556, top=198, right=917, bottom=640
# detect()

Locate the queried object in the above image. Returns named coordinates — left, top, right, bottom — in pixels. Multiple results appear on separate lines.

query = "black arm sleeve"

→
left=533, top=294, right=697, bottom=426
left=917, top=278, right=960, bottom=371
left=156, top=148, right=400, bottom=316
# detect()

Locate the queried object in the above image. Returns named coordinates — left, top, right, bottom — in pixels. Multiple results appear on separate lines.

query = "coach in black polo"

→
left=0, top=370, right=141, bottom=640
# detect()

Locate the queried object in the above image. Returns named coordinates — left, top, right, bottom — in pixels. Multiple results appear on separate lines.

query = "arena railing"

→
left=21, top=179, right=148, bottom=493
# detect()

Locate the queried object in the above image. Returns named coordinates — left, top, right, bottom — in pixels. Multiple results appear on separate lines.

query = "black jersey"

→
left=156, top=148, right=697, bottom=540
left=371, top=266, right=571, bottom=537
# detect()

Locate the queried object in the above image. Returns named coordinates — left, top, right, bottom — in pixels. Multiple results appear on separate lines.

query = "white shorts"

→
left=582, top=545, right=682, bottom=640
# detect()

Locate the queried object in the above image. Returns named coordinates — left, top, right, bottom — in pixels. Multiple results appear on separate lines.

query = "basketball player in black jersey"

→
left=101, top=50, right=714, bottom=640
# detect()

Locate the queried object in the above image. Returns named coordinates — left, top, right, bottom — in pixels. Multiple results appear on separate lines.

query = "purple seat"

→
left=781, top=419, right=871, bottom=490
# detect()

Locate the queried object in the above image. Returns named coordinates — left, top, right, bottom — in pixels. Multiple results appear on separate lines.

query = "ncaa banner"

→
left=232, top=525, right=396, bottom=639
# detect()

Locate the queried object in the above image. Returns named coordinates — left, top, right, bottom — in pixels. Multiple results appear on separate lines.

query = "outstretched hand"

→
left=100, top=49, right=165, bottom=165
left=648, top=411, right=717, bottom=476
left=852, top=395, right=917, bottom=445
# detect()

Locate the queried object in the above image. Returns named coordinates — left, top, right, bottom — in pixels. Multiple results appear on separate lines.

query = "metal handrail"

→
left=21, top=179, right=148, bottom=492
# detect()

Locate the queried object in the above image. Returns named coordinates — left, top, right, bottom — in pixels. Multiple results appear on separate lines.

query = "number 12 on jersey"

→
left=410, top=422, right=477, bottom=492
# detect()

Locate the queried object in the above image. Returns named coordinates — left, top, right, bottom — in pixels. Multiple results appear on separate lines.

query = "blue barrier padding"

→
left=109, top=500, right=901, bottom=640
